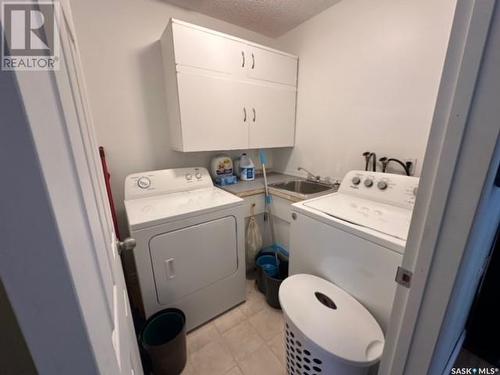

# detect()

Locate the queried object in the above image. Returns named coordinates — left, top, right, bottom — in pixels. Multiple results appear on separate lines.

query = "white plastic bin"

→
left=279, top=274, right=385, bottom=375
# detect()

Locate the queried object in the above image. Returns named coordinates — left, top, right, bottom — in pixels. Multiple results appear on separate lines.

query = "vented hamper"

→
left=279, top=274, right=385, bottom=375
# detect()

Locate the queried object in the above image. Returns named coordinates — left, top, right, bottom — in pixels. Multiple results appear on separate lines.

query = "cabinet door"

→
left=177, top=72, right=249, bottom=151
left=248, top=83, right=296, bottom=148
left=247, top=46, right=298, bottom=86
left=172, top=23, right=246, bottom=75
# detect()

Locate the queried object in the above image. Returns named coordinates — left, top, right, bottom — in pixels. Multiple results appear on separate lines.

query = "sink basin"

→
left=269, top=180, right=334, bottom=195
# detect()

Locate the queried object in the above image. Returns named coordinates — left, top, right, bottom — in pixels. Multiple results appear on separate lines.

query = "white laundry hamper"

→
left=279, top=274, right=385, bottom=375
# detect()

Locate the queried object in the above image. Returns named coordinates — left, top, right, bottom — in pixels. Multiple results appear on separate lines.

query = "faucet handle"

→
left=379, top=157, right=389, bottom=172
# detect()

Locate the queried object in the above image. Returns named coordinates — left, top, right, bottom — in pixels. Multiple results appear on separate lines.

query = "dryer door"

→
left=150, top=216, right=238, bottom=304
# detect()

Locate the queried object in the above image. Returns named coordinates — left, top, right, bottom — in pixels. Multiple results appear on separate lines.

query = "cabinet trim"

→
left=176, top=65, right=298, bottom=91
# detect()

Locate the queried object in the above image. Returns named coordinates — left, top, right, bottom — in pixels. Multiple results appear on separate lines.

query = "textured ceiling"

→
left=161, top=0, right=342, bottom=37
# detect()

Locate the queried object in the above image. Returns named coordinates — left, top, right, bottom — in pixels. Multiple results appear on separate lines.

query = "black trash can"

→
left=255, top=254, right=279, bottom=293
left=140, top=308, right=187, bottom=375
left=264, top=261, right=289, bottom=309
left=255, top=248, right=288, bottom=294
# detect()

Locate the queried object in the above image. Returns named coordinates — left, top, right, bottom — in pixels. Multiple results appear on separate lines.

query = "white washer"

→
left=290, top=170, right=419, bottom=331
left=124, top=167, right=245, bottom=331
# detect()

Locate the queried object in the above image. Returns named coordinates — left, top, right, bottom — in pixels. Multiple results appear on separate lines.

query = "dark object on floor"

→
left=140, top=308, right=187, bottom=375
left=454, top=349, right=495, bottom=370
left=255, top=245, right=289, bottom=293
left=464, top=227, right=500, bottom=366
left=256, top=255, right=279, bottom=293
left=265, top=260, right=289, bottom=309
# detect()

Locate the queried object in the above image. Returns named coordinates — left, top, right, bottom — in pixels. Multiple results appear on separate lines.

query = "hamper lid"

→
left=279, top=274, right=384, bottom=366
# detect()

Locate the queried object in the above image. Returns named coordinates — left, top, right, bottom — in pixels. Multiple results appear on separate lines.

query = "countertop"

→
left=219, top=172, right=338, bottom=202
left=219, top=172, right=297, bottom=198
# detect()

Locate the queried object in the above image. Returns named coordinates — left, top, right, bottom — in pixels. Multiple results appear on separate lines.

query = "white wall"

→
left=272, top=0, right=456, bottom=180
left=70, top=0, right=457, bottom=236
left=69, top=0, right=279, bottom=235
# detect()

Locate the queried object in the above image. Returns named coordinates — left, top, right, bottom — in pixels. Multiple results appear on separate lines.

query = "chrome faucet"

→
left=298, top=167, right=321, bottom=182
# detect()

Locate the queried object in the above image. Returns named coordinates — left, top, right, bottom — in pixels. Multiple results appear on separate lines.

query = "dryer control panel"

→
left=339, top=170, right=419, bottom=209
left=125, top=167, right=213, bottom=200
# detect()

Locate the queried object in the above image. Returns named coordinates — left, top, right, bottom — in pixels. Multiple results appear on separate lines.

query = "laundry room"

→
left=2, top=1, right=500, bottom=375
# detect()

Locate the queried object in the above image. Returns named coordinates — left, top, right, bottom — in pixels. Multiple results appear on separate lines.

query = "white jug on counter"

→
left=239, top=153, right=255, bottom=181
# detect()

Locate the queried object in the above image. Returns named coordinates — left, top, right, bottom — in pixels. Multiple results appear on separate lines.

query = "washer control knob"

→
left=195, top=172, right=202, bottom=179
left=352, top=176, right=361, bottom=185
left=377, top=181, right=388, bottom=190
left=137, top=176, right=151, bottom=189
left=185, top=173, right=193, bottom=181
left=364, top=178, right=373, bottom=187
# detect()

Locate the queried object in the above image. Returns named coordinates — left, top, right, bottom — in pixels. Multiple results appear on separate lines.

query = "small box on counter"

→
left=215, top=175, right=238, bottom=186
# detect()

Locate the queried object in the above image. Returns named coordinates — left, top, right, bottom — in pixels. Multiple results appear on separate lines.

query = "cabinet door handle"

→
left=251, top=53, right=255, bottom=69
left=243, top=107, right=247, bottom=122
left=252, top=108, right=256, bottom=122
left=241, top=51, right=245, bottom=68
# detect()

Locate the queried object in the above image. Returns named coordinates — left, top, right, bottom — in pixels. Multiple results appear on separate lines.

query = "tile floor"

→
left=182, top=279, right=286, bottom=375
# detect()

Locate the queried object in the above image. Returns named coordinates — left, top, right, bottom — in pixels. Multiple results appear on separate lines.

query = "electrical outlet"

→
left=404, top=158, right=417, bottom=176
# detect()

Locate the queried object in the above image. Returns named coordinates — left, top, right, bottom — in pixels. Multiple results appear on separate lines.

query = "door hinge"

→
left=395, top=266, right=413, bottom=288
left=117, top=238, right=136, bottom=256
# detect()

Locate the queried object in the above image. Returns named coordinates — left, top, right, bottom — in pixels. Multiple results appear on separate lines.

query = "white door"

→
left=246, top=46, right=298, bottom=86
left=177, top=71, right=249, bottom=151
left=53, top=8, right=142, bottom=375
left=379, top=1, right=499, bottom=374
left=172, top=21, right=246, bottom=76
left=248, top=82, right=296, bottom=148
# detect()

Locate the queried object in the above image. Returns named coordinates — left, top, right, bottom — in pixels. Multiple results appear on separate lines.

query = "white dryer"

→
left=124, top=167, right=245, bottom=331
left=290, top=170, right=419, bottom=331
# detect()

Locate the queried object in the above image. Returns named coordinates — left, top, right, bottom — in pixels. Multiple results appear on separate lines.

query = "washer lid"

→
left=125, top=187, right=243, bottom=230
left=279, top=274, right=384, bottom=366
left=304, top=193, right=412, bottom=241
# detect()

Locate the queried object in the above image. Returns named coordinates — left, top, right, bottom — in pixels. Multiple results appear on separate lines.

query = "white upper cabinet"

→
left=247, top=83, right=297, bottom=149
left=172, top=22, right=245, bottom=75
left=176, top=72, right=249, bottom=152
left=161, top=19, right=298, bottom=152
left=246, top=46, right=298, bottom=86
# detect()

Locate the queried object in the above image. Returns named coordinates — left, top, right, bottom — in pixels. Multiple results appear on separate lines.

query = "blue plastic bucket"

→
left=256, top=245, right=289, bottom=260
left=257, top=255, right=279, bottom=276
